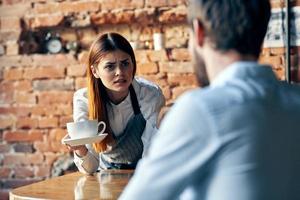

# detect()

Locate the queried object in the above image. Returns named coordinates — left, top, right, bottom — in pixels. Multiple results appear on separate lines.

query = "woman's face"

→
left=92, top=50, right=134, bottom=101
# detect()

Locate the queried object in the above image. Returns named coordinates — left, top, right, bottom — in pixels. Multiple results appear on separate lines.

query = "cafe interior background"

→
left=0, top=0, right=299, bottom=199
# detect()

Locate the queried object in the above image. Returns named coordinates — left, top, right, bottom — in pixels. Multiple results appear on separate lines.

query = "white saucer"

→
left=61, top=134, right=108, bottom=147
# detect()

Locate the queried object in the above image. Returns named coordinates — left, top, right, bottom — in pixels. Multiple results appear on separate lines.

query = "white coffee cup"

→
left=66, top=120, right=106, bottom=139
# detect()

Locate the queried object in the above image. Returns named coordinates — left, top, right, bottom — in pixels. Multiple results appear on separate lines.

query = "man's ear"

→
left=91, top=65, right=100, bottom=79
left=192, top=19, right=205, bottom=47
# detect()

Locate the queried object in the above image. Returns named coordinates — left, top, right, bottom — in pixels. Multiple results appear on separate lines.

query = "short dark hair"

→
left=188, top=0, right=271, bottom=57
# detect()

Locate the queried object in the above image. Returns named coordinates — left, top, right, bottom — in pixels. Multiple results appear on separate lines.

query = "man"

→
left=119, top=0, right=300, bottom=199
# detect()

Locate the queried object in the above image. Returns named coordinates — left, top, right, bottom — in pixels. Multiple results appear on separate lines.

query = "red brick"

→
left=168, top=73, right=197, bottom=86
left=33, top=2, right=59, bottom=14
left=0, top=56, right=21, bottom=68
left=159, top=6, right=187, bottom=23
left=0, top=144, right=11, bottom=153
left=145, top=0, right=168, bottom=7
left=78, top=28, right=98, bottom=48
left=171, top=48, right=191, bottom=61
left=135, top=50, right=150, bottom=63
left=3, top=68, right=23, bottom=80
left=67, top=64, right=87, bottom=77
left=34, top=141, right=52, bottom=153
left=14, top=167, right=34, bottom=178
left=0, top=91, right=13, bottom=105
left=137, top=62, right=158, bottom=74
left=30, top=105, right=47, bottom=116
left=56, top=104, right=73, bottom=116
left=3, top=154, right=27, bottom=165
left=14, top=92, right=36, bottom=104
left=60, top=1, right=100, bottom=13
left=0, top=31, right=21, bottom=44
left=33, top=79, right=74, bottom=91
left=75, top=77, right=87, bottom=90
left=172, top=85, right=196, bottom=99
left=6, top=40, right=19, bottom=55
left=25, top=153, right=44, bottom=165
left=38, top=117, right=58, bottom=128
left=0, top=3, right=31, bottom=17
left=51, top=141, right=68, bottom=153
left=117, top=11, right=135, bottom=24
left=32, top=54, right=77, bottom=67
left=168, top=0, right=188, bottom=6
left=147, top=50, right=168, bottom=62
left=3, top=130, right=43, bottom=142
left=37, top=91, right=73, bottom=105
left=139, top=73, right=168, bottom=87
left=26, top=13, right=64, bottom=28
left=0, top=17, right=21, bottom=31
left=23, top=67, right=65, bottom=80
left=49, top=128, right=67, bottom=142
left=14, top=80, right=32, bottom=91
left=0, top=115, right=14, bottom=129
left=92, top=10, right=136, bottom=25
left=101, top=0, right=144, bottom=10
left=59, top=116, right=73, bottom=128
left=44, top=152, right=58, bottom=165
left=160, top=62, right=193, bottom=73
left=60, top=30, right=77, bottom=42
left=2, top=0, right=25, bottom=5
left=0, top=81, right=14, bottom=91
left=35, top=166, right=51, bottom=178
left=16, top=117, right=38, bottom=129
left=13, top=143, right=33, bottom=153
left=0, top=167, right=11, bottom=179
left=78, top=51, right=89, bottom=65
left=0, top=106, right=31, bottom=117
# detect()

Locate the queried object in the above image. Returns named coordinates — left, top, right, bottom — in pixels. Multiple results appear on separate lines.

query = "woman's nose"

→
left=115, top=65, right=122, bottom=76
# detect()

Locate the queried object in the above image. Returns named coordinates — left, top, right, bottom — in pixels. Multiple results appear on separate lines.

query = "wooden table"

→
left=10, top=170, right=134, bottom=200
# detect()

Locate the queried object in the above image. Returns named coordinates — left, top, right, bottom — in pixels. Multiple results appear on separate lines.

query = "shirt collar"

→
left=211, top=61, right=277, bottom=88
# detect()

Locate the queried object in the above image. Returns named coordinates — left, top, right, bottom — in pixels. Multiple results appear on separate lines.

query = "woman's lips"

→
left=114, top=79, right=127, bottom=84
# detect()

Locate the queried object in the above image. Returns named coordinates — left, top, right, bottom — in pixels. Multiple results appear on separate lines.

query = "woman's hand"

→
left=66, top=145, right=88, bottom=157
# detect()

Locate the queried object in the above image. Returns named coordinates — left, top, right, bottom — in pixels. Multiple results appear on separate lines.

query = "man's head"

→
left=188, top=0, right=271, bottom=85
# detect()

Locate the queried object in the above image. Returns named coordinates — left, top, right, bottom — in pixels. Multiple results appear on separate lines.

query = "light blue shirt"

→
left=119, top=62, right=300, bottom=200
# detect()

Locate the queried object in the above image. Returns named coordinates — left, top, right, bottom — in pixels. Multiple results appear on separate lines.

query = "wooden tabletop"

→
left=9, top=170, right=134, bottom=200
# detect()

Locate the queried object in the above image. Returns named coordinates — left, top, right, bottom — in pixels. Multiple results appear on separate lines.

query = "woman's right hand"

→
left=66, top=145, right=88, bottom=157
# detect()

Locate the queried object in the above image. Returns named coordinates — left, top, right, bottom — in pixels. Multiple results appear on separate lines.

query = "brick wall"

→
left=0, top=0, right=299, bottom=199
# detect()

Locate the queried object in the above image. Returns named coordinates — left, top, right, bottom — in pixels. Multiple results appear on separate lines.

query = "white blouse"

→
left=73, top=77, right=165, bottom=174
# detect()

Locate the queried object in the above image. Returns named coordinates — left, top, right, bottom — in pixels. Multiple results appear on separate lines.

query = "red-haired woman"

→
left=68, top=32, right=165, bottom=173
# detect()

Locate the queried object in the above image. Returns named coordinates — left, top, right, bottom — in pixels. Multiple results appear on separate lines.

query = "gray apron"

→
left=100, top=85, right=146, bottom=169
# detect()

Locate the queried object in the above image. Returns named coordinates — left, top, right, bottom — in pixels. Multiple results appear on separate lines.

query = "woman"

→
left=69, top=32, right=165, bottom=174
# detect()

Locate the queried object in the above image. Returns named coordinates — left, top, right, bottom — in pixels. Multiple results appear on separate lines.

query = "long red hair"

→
left=87, top=32, right=136, bottom=152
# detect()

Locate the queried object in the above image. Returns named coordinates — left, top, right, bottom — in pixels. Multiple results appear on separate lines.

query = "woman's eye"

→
left=122, top=61, right=129, bottom=67
left=105, top=65, right=114, bottom=70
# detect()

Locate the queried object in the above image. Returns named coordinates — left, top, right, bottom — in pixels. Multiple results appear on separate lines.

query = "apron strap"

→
left=129, top=85, right=141, bottom=115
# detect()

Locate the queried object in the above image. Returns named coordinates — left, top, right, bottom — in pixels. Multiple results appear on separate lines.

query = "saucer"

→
left=61, top=134, right=108, bottom=147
